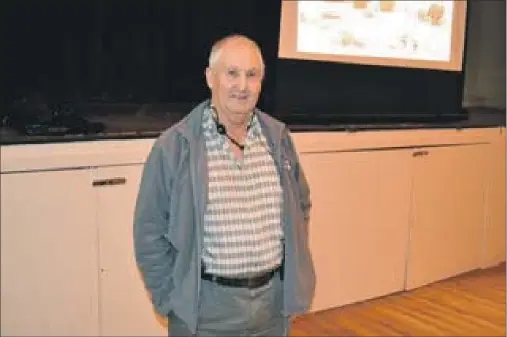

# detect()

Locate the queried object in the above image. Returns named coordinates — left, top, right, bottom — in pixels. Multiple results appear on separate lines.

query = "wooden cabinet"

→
left=1, top=127, right=504, bottom=334
left=0, top=164, right=167, bottom=336
left=302, top=139, right=498, bottom=309
left=94, top=165, right=167, bottom=336
left=482, top=129, right=506, bottom=268
left=302, top=149, right=413, bottom=312
left=405, top=144, right=488, bottom=290
left=1, top=169, right=100, bottom=336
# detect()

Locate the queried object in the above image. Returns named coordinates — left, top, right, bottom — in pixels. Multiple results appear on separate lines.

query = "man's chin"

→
left=232, top=98, right=252, bottom=107
left=228, top=102, right=254, bottom=113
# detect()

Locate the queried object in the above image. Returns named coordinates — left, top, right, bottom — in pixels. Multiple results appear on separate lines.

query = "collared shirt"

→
left=201, top=106, right=284, bottom=277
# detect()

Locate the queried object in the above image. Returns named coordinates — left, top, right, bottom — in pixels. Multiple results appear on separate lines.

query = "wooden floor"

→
left=291, top=264, right=506, bottom=336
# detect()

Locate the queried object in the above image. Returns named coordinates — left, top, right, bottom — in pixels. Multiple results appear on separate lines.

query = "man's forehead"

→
left=219, top=57, right=262, bottom=71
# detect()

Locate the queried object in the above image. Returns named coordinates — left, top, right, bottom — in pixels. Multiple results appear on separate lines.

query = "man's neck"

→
left=225, top=122, right=248, bottom=138
left=212, top=104, right=251, bottom=138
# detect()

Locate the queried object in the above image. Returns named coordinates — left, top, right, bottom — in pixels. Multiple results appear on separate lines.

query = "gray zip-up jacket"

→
left=133, top=100, right=315, bottom=334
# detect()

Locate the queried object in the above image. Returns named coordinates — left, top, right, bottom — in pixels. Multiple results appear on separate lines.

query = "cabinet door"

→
left=94, top=165, right=167, bottom=336
left=1, top=169, right=99, bottom=336
left=406, top=144, right=487, bottom=289
left=482, top=131, right=506, bottom=267
left=301, top=149, right=413, bottom=312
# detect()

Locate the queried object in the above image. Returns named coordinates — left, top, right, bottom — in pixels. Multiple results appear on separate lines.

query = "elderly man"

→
left=134, top=34, right=315, bottom=336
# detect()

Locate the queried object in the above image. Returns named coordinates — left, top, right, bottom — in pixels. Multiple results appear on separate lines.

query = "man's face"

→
left=205, top=39, right=264, bottom=125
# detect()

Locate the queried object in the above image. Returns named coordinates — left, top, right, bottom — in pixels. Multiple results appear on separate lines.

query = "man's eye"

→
left=247, top=71, right=258, bottom=78
left=227, top=70, right=238, bottom=77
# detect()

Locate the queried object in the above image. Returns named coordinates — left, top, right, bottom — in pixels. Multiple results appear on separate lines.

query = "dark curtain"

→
left=3, top=0, right=282, bottom=110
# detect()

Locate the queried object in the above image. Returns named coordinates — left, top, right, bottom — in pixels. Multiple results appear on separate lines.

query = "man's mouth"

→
left=232, top=94, right=248, bottom=101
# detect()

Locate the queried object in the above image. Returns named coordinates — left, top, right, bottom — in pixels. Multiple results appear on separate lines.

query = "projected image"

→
left=296, top=1, right=454, bottom=62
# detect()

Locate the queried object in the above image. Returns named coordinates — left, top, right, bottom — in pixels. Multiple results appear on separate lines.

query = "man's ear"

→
left=205, top=67, right=213, bottom=89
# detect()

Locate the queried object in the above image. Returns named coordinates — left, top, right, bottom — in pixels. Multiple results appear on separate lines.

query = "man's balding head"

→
left=207, top=34, right=265, bottom=73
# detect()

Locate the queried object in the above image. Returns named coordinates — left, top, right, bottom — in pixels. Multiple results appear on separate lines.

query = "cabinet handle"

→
left=412, top=150, right=429, bottom=157
left=92, top=177, right=127, bottom=187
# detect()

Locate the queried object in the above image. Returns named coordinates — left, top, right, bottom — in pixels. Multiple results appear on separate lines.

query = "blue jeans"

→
left=169, top=272, right=289, bottom=336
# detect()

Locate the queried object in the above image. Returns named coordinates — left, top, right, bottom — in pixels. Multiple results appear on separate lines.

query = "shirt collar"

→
left=202, top=106, right=261, bottom=139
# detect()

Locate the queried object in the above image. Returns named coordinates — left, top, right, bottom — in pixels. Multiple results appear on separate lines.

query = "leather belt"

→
left=201, top=265, right=282, bottom=289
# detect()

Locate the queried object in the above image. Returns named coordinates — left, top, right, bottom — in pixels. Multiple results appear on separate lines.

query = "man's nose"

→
left=238, top=74, right=248, bottom=90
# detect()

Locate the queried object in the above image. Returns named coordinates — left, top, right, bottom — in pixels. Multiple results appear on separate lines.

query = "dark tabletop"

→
left=0, top=105, right=505, bottom=146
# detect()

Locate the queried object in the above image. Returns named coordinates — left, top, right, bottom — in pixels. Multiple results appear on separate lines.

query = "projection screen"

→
left=278, top=1, right=468, bottom=71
